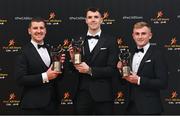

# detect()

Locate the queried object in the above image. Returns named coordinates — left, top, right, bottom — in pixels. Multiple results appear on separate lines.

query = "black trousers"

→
left=126, top=101, right=140, bottom=115
left=126, top=101, right=161, bottom=115
left=20, top=99, right=59, bottom=115
left=74, top=90, right=113, bottom=115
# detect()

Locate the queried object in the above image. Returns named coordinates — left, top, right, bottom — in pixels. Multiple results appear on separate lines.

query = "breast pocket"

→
left=98, top=48, right=108, bottom=58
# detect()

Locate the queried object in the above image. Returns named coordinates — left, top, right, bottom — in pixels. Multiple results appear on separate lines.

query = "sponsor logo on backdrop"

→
left=164, top=37, right=180, bottom=51
left=102, top=11, right=115, bottom=25
left=165, top=90, right=180, bottom=105
left=2, top=93, right=20, bottom=106
left=45, top=12, right=62, bottom=25
left=122, top=16, right=143, bottom=20
left=0, top=67, right=8, bottom=79
left=2, top=39, right=21, bottom=52
left=0, top=17, right=8, bottom=25
left=61, top=92, right=73, bottom=105
left=14, top=16, right=32, bottom=21
left=69, top=16, right=85, bottom=21
left=151, top=10, right=170, bottom=24
left=114, top=91, right=125, bottom=104
left=117, top=37, right=129, bottom=49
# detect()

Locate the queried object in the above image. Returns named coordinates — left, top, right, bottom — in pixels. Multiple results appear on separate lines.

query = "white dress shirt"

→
left=132, top=43, right=150, bottom=85
left=31, top=40, right=51, bottom=83
left=87, top=30, right=101, bottom=52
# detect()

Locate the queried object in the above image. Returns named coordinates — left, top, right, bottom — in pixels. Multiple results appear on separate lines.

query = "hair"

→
left=133, top=21, right=151, bottom=32
left=85, top=7, right=102, bottom=17
left=28, top=17, right=46, bottom=28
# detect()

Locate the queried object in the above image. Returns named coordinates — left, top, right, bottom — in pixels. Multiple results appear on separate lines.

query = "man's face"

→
left=85, top=11, right=103, bottom=31
left=132, top=26, right=152, bottom=48
left=28, top=21, right=46, bottom=43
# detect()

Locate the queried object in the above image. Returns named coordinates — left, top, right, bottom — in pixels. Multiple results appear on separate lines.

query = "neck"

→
left=88, top=28, right=101, bottom=36
left=31, top=39, right=44, bottom=44
left=137, top=43, right=149, bottom=48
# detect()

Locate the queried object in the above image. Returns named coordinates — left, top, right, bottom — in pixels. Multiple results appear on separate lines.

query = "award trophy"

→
left=118, top=49, right=131, bottom=77
left=50, top=44, right=65, bottom=73
left=71, top=37, right=84, bottom=64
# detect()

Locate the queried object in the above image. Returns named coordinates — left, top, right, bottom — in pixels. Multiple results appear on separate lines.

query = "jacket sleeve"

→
left=14, top=50, right=45, bottom=87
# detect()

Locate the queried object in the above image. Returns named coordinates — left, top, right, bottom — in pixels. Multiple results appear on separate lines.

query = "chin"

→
left=137, top=44, right=144, bottom=47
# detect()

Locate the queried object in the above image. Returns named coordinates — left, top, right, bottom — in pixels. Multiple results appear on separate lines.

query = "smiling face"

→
left=132, top=22, right=152, bottom=48
left=85, top=10, right=103, bottom=34
left=28, top=21, right=46, bottom=43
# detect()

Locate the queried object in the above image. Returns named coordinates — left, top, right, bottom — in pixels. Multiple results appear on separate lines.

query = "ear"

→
left=85, top=17, right=88, bottom=24
left=28, top=28, right=31, bottom=35
left=132, top=33, right=135, bottom=40
left=100, top=17, right=103, bottom=24
left=149, top=33, right=153, bottom=39
left=44, top=28, right=47, bottom=34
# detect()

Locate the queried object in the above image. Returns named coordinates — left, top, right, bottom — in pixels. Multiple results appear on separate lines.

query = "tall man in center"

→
left=71, top=7, right=118, bottom=114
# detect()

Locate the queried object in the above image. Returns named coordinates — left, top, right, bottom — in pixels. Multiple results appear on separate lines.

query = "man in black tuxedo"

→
left=15, top=17, right=61, bottom=114
left=70, top=7, right=118, bottom=114
left=117, top=21, right=168, bottom=114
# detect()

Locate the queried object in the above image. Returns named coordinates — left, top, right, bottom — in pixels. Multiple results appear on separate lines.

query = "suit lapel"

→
left=137, top=45, right=153, bottom=74
left=29, top=43, right=49, bottom=69
left=83, top=37, right=90, bottom=57
left=130, top=49, right=136, bottom=69
left=45, top=44, right=52, bottom=65
left=91, top=33, right=106, bottom=62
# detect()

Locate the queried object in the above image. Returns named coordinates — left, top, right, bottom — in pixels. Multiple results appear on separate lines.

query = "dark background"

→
left=0, top=0, right=180, bottom=114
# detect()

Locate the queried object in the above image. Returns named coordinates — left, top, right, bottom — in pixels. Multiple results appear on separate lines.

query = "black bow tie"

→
left=86, top=35, right=100, bottom=40
left=135, top=48, right=144, bottom=53
left=38, top=44, right=47, bottom=49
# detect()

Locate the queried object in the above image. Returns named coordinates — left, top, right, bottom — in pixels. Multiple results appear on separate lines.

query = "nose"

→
left=37, top=28, right=42, bottom=33
left=138, top=34, right=143, bottom=38
left=91, top=17, right=96, bottom=21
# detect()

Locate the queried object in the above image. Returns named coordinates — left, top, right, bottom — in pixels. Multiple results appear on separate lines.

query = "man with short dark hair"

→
left=15, top=17, right=61, bottom=114
left=70, top=7, right=118, bottom=114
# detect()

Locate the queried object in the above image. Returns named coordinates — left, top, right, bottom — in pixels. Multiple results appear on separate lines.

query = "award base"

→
left=122, top=66, right=131, bottom=77
left=52, top=61, right=61, bottom=73
left=74, top=53, right=81, bottom=64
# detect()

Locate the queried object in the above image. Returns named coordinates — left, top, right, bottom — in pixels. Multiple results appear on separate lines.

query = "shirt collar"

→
left=137, top=42, right=150, bottom=53
left=87, top=29, right=101, bottom=37
left=31, top=39, right=44, bottom=49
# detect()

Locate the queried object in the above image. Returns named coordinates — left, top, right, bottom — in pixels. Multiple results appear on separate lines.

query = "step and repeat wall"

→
left=0, top=0, right=180, bottom=114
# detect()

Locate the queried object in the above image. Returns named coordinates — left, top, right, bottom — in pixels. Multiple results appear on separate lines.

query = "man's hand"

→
left=47, top=65, right=61, bottom=80
left=60, top=53, right=66, bottom=63
left=117, top=61, right=123, bottom=69
left=123, top=72, right=139, bottom=84
left=68, top=45, right=74, bottom=62
left=74, top=62, right=90, bottom=74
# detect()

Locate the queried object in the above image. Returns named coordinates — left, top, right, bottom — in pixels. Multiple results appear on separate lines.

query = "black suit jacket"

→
left=128, top=45, right=168, bottom=114
left=77, top=32, right=119, bottom=102
left=15, top=42, right=58, bottom=109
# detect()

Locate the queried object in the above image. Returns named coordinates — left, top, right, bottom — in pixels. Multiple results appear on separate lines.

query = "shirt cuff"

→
left=42, top=72, right=49, bottom=83
left=137, top=76, right=140, bottom=85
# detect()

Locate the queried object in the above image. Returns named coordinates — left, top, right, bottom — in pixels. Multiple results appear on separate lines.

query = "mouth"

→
left=35, top=33, right=43, bottom=36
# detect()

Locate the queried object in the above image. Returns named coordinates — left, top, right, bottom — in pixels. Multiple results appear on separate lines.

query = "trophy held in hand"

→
left=118, top=48, right=131, bottom=77
left=50, top=44, right=65, bottom=73
left=71, top=37, right=84, bottom=64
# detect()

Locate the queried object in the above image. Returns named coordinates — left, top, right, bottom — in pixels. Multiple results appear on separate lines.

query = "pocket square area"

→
left=145, top=60, right=151, bottom=62
left=100, top=48, right=107, bottom=50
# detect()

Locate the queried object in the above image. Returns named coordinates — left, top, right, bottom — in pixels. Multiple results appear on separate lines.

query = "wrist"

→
left=87, top=67, right=92, bottom=76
